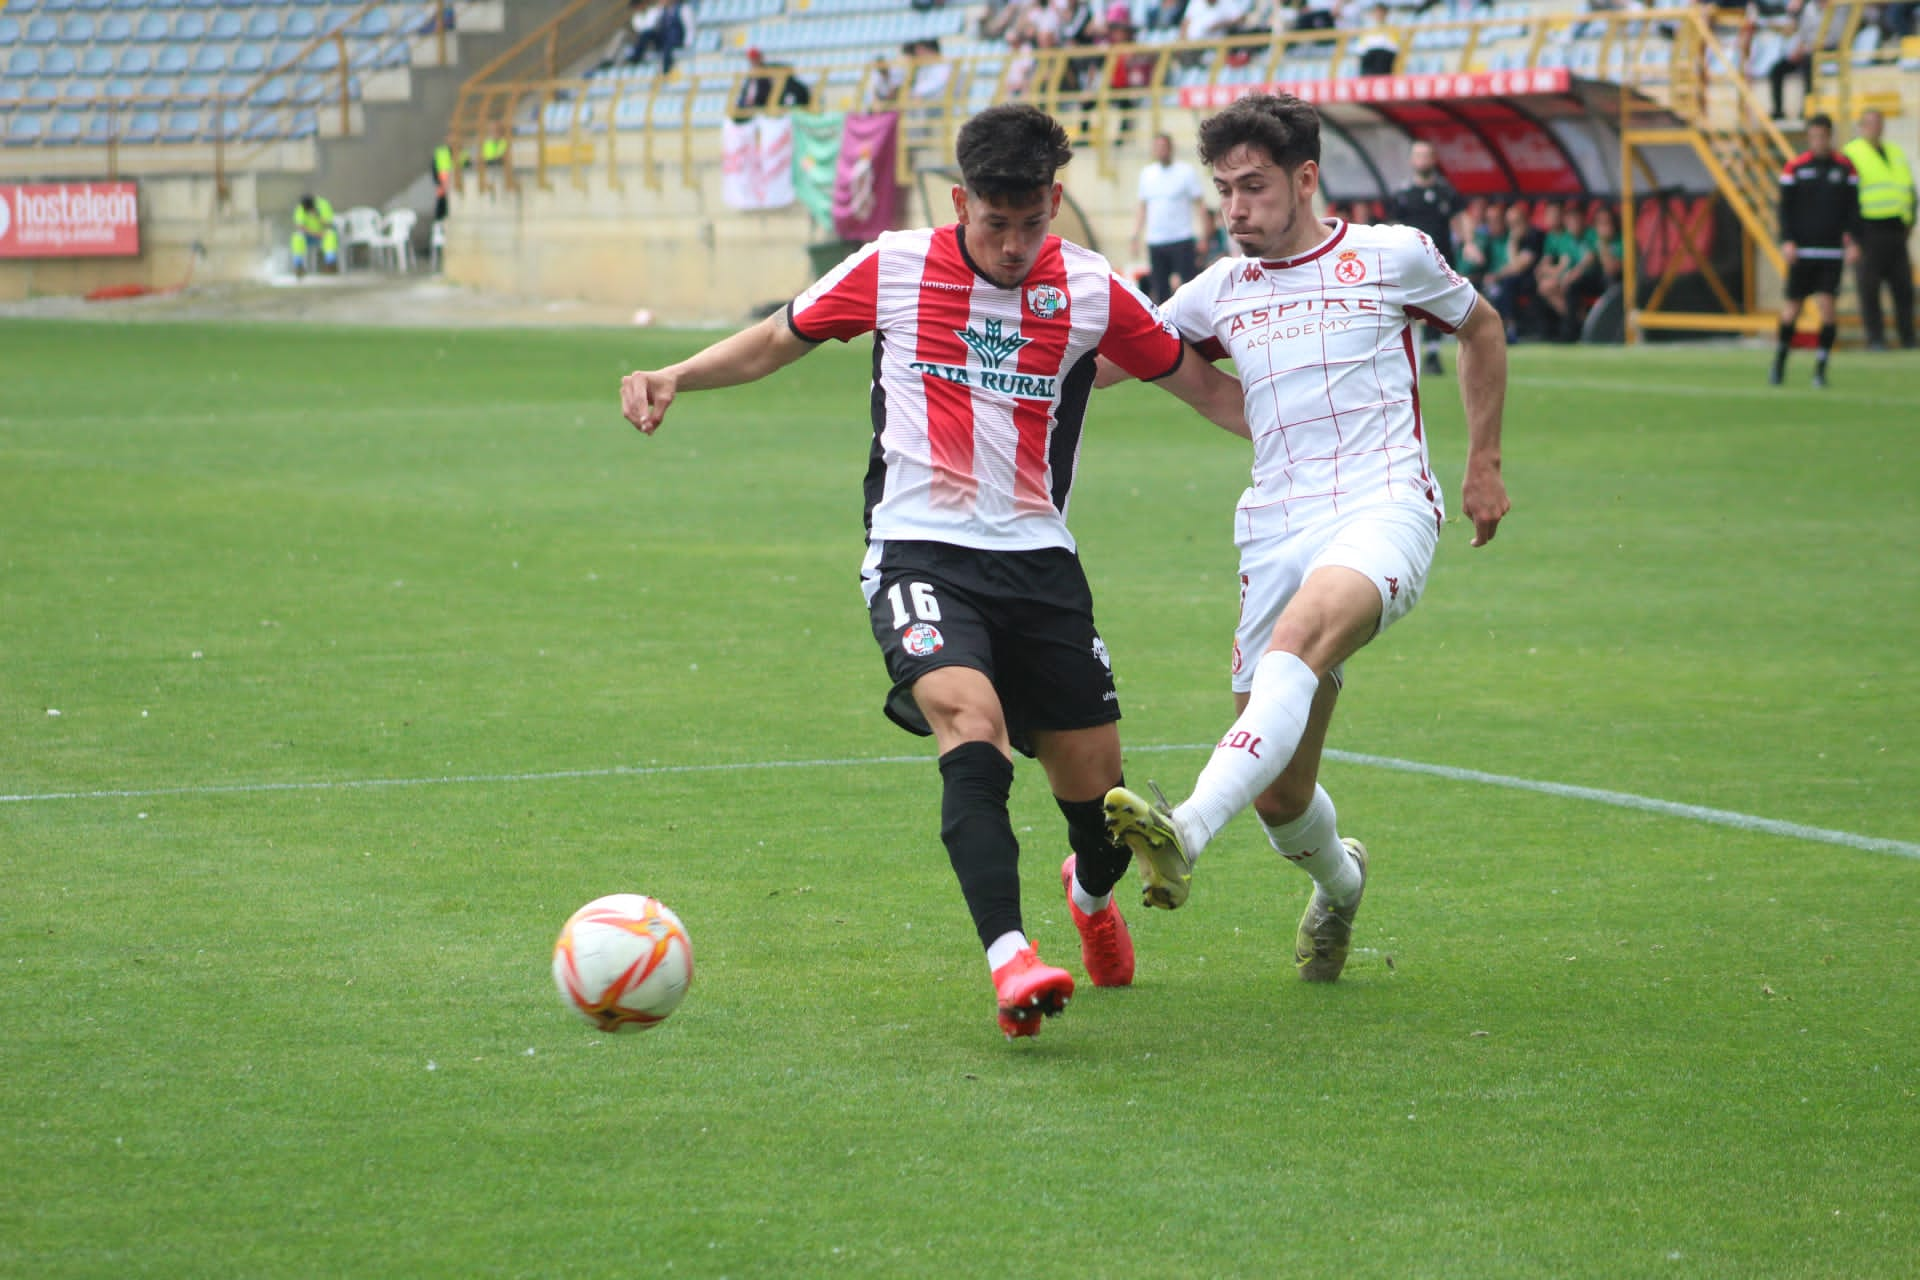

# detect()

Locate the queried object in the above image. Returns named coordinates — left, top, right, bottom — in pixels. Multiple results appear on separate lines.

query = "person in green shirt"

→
left=1539, top=201, right=1600, bottom=341
left=291, top=194, right=338, bottom=277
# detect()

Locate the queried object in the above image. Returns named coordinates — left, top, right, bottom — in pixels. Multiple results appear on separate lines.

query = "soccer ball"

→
left=551, top=894, right=694, bottom=1032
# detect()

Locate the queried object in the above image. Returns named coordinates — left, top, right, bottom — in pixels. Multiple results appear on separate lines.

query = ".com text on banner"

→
left=0, top=182, right=142, bottom=259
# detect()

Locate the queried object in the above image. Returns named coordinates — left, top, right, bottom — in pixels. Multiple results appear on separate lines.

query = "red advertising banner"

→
left=1178, top=68, right=1573, bottom=110
left=0, top=181, right=142, bottom=259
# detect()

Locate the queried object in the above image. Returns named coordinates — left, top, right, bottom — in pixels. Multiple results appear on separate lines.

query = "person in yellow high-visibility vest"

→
left=291, top=194, right=338, bottom=276
left=1842, top=108, right=1915, bottom=350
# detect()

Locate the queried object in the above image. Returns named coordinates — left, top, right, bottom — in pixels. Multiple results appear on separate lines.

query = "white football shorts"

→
left=1230, top=498, right=1440, bottom=692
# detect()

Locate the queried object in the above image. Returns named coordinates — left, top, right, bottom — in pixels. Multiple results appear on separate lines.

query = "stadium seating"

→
left=0, top=0, right=430, bottom=147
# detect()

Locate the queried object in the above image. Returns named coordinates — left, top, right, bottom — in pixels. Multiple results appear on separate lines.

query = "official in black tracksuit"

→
left=1385, top=140, right=1463, bottom=376
left=1772, top=114, right=1860, bottom=388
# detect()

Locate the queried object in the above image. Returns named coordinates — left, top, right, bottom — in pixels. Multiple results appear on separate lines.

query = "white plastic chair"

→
left=337, top=205, right=383, bottom=271
left=371, top=208, right=418, bottom=272
left=429, top=219, right=446, bottom=272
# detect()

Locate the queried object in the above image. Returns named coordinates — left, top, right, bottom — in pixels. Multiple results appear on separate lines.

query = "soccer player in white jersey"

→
left=1101, top=93, right=1511, bottom=982
left=619, top=105, right=1248, bottom=1039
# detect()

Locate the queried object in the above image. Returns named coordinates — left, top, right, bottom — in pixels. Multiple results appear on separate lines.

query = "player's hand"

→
left=1463, top=459, right=1509, bottom=548
left=1782, top=241, right=1799, bottom=265
left=620, top=369, right=676, bottom=434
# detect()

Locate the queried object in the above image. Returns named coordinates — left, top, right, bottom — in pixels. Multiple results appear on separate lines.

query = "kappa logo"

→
left=1385, top=575, right=1400, bottom=601
left=1025, top=283, right=1067, bottom=320
left=1091, top=634, right=1111, bottom=670
left=902, top=622, right=944, bottom=658
left=956, top=317, right=1031, bottom=370
left=1334, top=251, right=1366, bottom=285
left=1240, top=262, right=1264, bottom=284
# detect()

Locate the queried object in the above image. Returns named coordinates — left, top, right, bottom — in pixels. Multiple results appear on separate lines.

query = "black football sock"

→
left=1816, top=323, right=1837, bottom=368
left=938, top=741, right=1022, bottom=950
left=1057, top=788, right=1130, bottom=899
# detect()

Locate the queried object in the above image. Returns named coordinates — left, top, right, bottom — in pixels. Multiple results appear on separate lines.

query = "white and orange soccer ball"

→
left=551, top=894, right=694, bottom=1032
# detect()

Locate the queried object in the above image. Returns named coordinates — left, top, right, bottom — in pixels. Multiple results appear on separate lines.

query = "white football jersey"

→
left=1164, top=219, right=1478, bottom=543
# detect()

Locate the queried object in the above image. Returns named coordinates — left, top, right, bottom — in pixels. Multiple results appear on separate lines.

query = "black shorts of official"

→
left=1786, top=257, right=1844, bottom=300
left=865, top=540, right=1120, bottom=758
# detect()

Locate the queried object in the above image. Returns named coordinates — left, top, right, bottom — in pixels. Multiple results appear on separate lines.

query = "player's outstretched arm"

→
left=1151, top=342, right=1249, bottom=439
left=620, top=311, right=817, bottom=434
left=1453, top=294, right=1510, bottom=547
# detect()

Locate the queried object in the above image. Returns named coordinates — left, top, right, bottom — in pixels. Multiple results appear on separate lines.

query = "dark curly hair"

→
left=956, top=104, right=1074, bottom=202
left=1197, top=93, right=1321, bottom=172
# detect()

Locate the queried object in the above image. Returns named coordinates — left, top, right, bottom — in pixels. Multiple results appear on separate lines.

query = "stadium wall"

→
left=442, top=135, right=1167, bottom=324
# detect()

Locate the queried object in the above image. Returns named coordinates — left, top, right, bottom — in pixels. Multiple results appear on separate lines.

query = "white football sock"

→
left=1173, top=650, right=1320, bottom=855
left=985, top=931, right=1030, bottom=972
left=1070, top=875, right=1111, bottom=917
left=1260, top=784, right=1361, bottom=908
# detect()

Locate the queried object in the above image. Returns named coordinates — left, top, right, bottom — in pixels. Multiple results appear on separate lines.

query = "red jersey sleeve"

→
left=1097, top=273, right=1185, bottom=382
left=788, top=240, right=882, bottom=343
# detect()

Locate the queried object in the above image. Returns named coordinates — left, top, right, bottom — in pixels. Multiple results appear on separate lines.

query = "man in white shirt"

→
left=1132, top=132, right=1209, bottom=303
left=1102, top=93, right=1511, bottom=984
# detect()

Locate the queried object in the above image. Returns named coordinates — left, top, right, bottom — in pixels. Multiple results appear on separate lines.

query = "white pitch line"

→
left=3, top=743, right=1915, bottom=861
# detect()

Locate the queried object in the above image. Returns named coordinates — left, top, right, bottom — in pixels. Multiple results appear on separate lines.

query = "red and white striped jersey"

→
left=1164, top=219, right=1477, bottom=543
left=788, top=224, right=1184, bottom=552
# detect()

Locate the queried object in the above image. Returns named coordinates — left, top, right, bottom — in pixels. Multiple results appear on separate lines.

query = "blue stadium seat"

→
left=26, top=79, right=68, bottom=102
left=66, top=76, right=102, bottom=99
left=6, top=114, right=47, bottom=147
left=305, top=42, right=341, bottom=71
left=116, top=46, right=153, bottom=74
left=124, top=109, right=162, bottom=142
left=217, top=74, right=250, bottom=97
left=211, top=106, right=241, bottom=138
left=287, top=108, right=317, bottom=138
left=246, top=11, right=279, bottom=39
left=192, top=45, right=228, bottom=73
left=172, top=11, right=207, bottom=39
left=155, top=45, right=192, bottom=74
left=60, top=14, right=95, bottom=42
left=139, top=75, right=176, bottom=97
left=352, top=8, right=390, bottom=37
left=0, top=17, right=18, bottom=44
left=183, top=0, right=217, bottom=10
left=85, top=111, right=115, bottom=143
left=134, top=13, right=168, bottom=40
left=231, top=44, right=267, bottom=73
left=77, top=0, right=112, bottom=11
left=146, top=0, right=182, bottom=7
left=9, top=49, right=44, bottom=77
left=39, top=0, right=74, bottom=10
left=163, top=108, right=200, bottom=141
left=96, top=14, right=131, bottom=41
left=254, top=76, right=288, bottom=105
left=283, top=12, right=317, bottom=39
left=114, top=0, right=151, bottom=8
left=209, top=11, right=243, bottom=39
left=47, top=110, right=87, bottom=144
left=291, top=74, right=326, bottom=102
left=25, top=15, right=61, bottom=42
left=244, top=109, right=282, bottom=140
left=44, top=47, right=78, bottom=75
left=104, top=76, right=138, bottom=97
left=81, top=47, right=115, bottom=74
left=269, top=40, right=306, bottom=66
left=177, top=74, right=214, bottom=99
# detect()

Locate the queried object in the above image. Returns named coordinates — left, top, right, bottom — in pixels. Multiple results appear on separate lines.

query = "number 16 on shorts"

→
left=888, top=581, right=944, bottom=657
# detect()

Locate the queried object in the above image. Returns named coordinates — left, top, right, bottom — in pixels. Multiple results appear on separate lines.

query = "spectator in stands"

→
left=1183, top=0, right=1256, bottom=41
left=908, top=38, right=953, bottom=104
left=658, top=0, right=694, bottom=76
left=1005, top=32, right=1044, bottom=96
left=291, top=194, right=338, bottom=278
left=1767, top=0, right=1822, bottom=120
left=625, top=0, right=664, bottom=68
left=1133, top=131, right=1208, bottom=302
left=1293, top=0, right=1341, bottom=33
left=735, top=47, right=812, bottom=119
left=867, top=52, right=906, bottom=108
left=1106, top=14, right=1161, bottom=116
left=1486, top=201, right=1545, bottom=340
left=1145, top=0, right=1189, bottom=30
left=1354, top=4, right=1401, bottom=73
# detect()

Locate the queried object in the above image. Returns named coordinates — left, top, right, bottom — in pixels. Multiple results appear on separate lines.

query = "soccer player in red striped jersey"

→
left=619, top=104, right=1248, bottom=1039
left=1101, top=94, right=1511, bottom=983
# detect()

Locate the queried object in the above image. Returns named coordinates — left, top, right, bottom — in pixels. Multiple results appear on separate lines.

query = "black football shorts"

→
left=863, top=540, right=1120, bottom=757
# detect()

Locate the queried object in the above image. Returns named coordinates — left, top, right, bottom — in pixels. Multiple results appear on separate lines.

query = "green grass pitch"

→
left=3, top=318, right=1916, bottom=1278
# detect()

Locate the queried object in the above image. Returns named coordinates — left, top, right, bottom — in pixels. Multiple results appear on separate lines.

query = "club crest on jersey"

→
left=1334, top=252, right=1366, bottom=284
left=902, top=622, right=944, bottom=658
left=1024, top=283, right=1067, bottom=320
